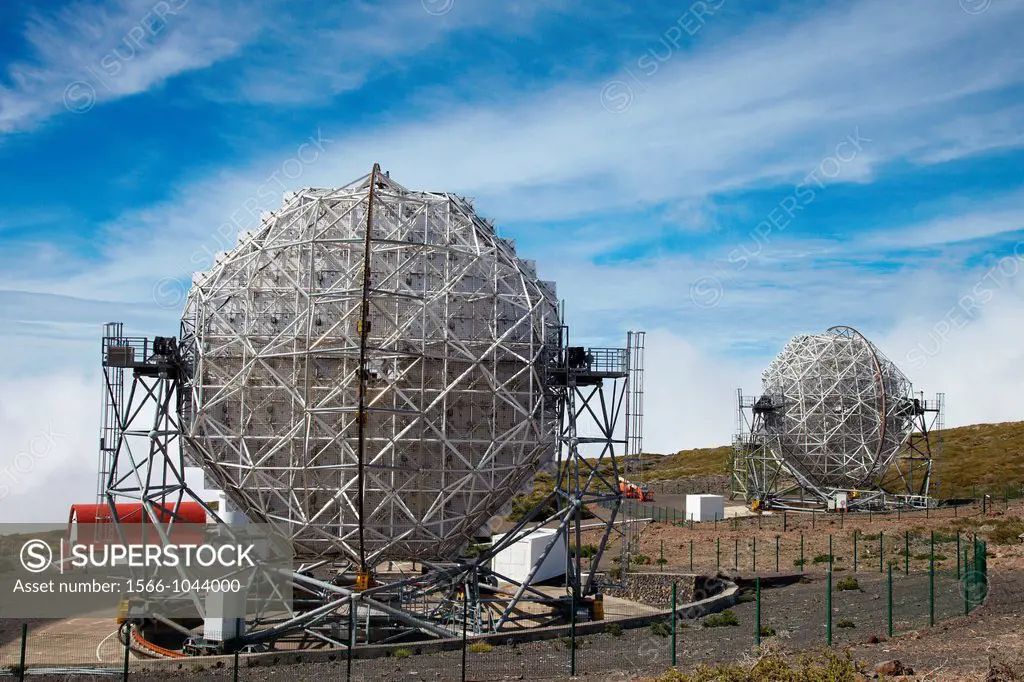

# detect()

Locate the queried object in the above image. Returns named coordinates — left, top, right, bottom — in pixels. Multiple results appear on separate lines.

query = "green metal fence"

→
left=0, top=538, right=992, bottom=681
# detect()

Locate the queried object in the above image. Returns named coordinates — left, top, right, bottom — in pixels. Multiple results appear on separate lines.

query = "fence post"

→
left=853, top=530, right=858, bottom=572
left=887, top=564, right=893, bottom=638
left=904, top=531, right=909, bottom=576
left=826, top=569, right=832, bottom=647
left=689, top=539, right=694, bottom=572
left=347, top=596, right=355, bottom=681
left=660, top=540, right=665, bottom=565
left=752, top=536, right=756, bottom=572
left=800, top=534, right=804, bottom=573
left=233, top=648, right=240, bottom=682
left=716, top=538, right=720, bottom=570
left=734, top=538, right=739, bottom=571
left=461, top=589, right=469, bottom=682
left=18, top=623, right=26, bottom=682
left=783, top=510, right=787, bottom=532
left=879, top=531, right=884, bottom=573
left=755, top=576, right=761, bottom=648
left=963, top=547, right=970, bottom=616
left=929, top=531, right=935, bottom=627
left=570, top=586, right=576, bottom=676
left=775, top=536, right=780, bottom=573
left=828, top=534, right=833, bottom=570
left=123, top=622, right=131, bottom=682
left=671, top=582, right=677, bottom=667
left=956, top=531, right=961, bottom=579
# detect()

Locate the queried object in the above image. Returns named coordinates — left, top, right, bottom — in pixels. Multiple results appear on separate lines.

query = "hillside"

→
left=933, top=420, right=1024, bottom=496
left=637, top=420, right=1024, bottom=498
left=519, top=421, right=1024, bottom=502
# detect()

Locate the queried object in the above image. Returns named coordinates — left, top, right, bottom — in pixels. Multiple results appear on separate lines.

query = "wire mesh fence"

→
left=0, top=538, right=999, bottom=681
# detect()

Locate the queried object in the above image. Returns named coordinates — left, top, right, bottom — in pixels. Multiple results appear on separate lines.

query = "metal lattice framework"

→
left=179, top=166, right=561, bottom=566
left=732, top=326, right=943, bottom=510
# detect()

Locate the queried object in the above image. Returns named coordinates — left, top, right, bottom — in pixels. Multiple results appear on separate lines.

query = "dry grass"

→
left=592, top=421, right=1024, bottom=499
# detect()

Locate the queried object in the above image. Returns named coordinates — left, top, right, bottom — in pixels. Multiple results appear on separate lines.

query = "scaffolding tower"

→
left=91, top=166, right=645, bottom=649
left=730, top=326, right=944, bottom=511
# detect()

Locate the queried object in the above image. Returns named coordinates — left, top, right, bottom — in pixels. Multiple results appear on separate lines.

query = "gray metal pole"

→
left=461, top=588, right=468, bottom=682
left=755, top=577, right=761, bottom=648
left=18, top=623, right=26, bottom=682
left=122, top=622, right=131, bottom=682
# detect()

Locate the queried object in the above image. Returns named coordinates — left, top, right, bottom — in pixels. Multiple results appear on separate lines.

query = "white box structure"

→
left=206, top=490, right=248, bottom=526
left=685, top=494, right=725, bottom=522
left=491, top=529, right=567, bottom=585
left=204, top=587, right=248, bottom=641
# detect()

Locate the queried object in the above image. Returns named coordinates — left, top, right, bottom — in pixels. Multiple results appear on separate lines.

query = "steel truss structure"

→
left=179, top=165, right=562, bottom=567
left=96, top=323, right=229, bottom=620
left=94, top=323, right=643, bottom=645
left=93, top=165, right=645, bottom=649
left=730, top=326, right=943, bottom=511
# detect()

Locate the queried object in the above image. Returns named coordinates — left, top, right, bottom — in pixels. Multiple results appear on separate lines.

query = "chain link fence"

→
left=0, top=537, right=995, bottom=681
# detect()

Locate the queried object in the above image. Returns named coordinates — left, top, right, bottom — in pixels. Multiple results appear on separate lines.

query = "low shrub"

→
left=467, top=642, right=493, bottom=654
left=571, top=543, right=599, bottom=559
left=986, top=519, right=1024, bottom=545
left=392, top=648, right=412, bottom=659
left=736, top=590, right=756, bottom=604
left=605, top=622, right=623, bottom=637
left=703, top=610, right=739, bottom=628
left=836, top=619, right=855, bottom=629
left=835, top=577, right=860, bottom=592
left=651, top=650, right=862, bottom=681
left=650, top=621, right=672, bottom=637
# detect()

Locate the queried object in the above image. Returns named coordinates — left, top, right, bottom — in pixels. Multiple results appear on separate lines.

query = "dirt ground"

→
left=5, top=501, right=1023, bottom=680
left=579, top=499, right=1024, bottom=578
left=13, top=568, right=1021, bottom=681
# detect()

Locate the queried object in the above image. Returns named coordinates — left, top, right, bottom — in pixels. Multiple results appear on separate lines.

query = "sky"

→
left=1, top=0, right=1023, bottom=522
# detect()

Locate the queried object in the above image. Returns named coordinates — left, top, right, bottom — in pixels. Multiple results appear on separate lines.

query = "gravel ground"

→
left=578, top=499, right=1024, bottom=579
left=7, top=501, right=1022, bottom=681
left=15, top=569, right=1017, bottom=682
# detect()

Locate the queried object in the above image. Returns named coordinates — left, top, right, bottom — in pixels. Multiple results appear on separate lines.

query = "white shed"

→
left=491, top=528, right=567, bottom=585
left=685, top=494, right=725, bottom=522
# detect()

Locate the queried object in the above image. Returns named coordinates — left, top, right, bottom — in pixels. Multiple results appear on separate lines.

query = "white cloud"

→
left=640, top=263, right=1024, bottom=457
left=6, top=0, right=1024, bottom=303
left=878, top=263, right=1024, bottom=429
left=863, top=199, right=1024, bottom=249
left=2, top=0, right=1024, bottom=518
left=641, top=330, right=761, bottom=453
left=0, top=0, right=259, bottom=135
left=0, top=372, right=98, bottom=522
left=225, top=0, right=574, bottom=105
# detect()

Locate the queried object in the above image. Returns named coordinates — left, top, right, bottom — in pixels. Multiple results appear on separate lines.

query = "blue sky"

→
left=1, top=0, right=1024, bottom=521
